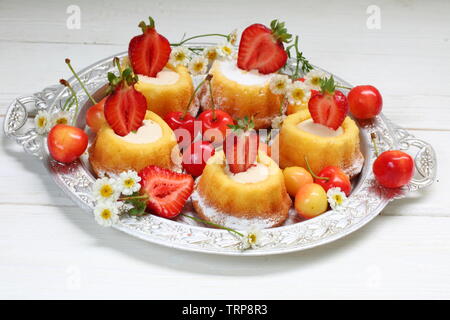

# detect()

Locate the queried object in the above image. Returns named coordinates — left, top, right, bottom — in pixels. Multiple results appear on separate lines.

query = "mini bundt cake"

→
left=197, top=60, right=283, bottom=129
left=279, top=109, right=364, bottom=177
left=192, top=150, right=291, bottom=229
left=134, top=64, right=194, bottom=119
left=89, top=111, right=181, bottom=175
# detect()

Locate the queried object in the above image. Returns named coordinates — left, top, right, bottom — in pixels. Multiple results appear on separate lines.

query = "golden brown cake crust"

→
left=198, top=61, right=283, bottom=129
left=89, top=111, right=181, bottom=176
left=192, top=151, right=291, bottom=228
left=134, top=64, right=194, bottom=120
left=279, top=110, right=364, bottom=178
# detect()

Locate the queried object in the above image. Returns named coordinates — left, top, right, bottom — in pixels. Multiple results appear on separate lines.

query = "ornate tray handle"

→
left=403, top=136, right=437, bottom=191
left=3, top=86, right=61, bottom=160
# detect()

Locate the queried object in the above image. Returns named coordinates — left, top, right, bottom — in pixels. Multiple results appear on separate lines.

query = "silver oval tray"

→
left=3, top=46, right=437, bottom=255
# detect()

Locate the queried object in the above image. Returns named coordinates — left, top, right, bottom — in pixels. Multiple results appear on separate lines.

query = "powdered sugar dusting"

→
left=191, top=183, right=280, bottom=230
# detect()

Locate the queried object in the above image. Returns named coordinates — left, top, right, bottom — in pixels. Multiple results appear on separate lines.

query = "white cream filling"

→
left=297, top=119, right=343, bottom=137
left=224, top=162, right=269, bottom=183
left=138, top=68, right=179, bottom=85
left=217, top=60, right=272, bottom=86
left=118, top=119, right=162, bottom=144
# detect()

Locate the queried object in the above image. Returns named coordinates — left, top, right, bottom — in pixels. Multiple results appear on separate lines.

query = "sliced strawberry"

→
left=104, top=85, right=147, bottom=136
left=128, top=17, right=171, bottom=77
left=238, top=20, right=291, bottom=74
left=138, top=166, right=194, bottom=219
left=308, top=76, right=348, bottom=130
left=124, top=87, right=147, bottom=132
left=223, top=130, right=259, bottom=174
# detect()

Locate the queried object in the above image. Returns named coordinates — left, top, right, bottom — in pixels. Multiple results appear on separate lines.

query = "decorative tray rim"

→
left=3, top=45, right=437, bottom=256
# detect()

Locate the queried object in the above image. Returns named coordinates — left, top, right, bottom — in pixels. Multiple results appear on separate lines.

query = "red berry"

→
left=104, top=84, right=147, bottom=136
left=348, top=85, right=383, bottom=119
left=164, top=111, right=197, bottom=148
left=128, top=17, right=171, bottom=77
left=198, top=109, right=234, bottom=144
left=47, top=124, right=88, bottom=163
left=314, top=166, right=352, bottom=196
left=308, top=90, right=348, bottom=130
left=237, top=23, right=289, bottom=74
left=86, top=97, right=106, bottom=133
left=138, top=166, right=194, bottom=219
left=373, top=150, right=414, bottom=188
left=223, top=131, right=259, bottom=174
left=182, top=141, right=215, bottom=177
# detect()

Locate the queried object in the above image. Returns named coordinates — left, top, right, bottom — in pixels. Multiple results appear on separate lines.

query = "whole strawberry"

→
left=308, top=76, right=349, bottom=130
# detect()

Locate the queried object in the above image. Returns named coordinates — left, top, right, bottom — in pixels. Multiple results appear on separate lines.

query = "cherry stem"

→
left=59, top=79, right=79, bottom=126
left=65, top=58, right=97, bottom=105
left=181, top=214, right=244, bottom=237
left=171, top=33, right=229, bottom=47
left=304, top=156, right=329, bottom=181
left=336, top=84, right=352, bottom=90
left=371, top=132, right=380, bottom=157
left=119, top=194, right=149, bottom=201
left=183, top=74, right=212, bottom=119
left=208, top=76, right=216, bottom=121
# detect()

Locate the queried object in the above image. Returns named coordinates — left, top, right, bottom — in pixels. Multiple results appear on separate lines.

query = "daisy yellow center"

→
left=193, top=62, right=204, bottom=72
left=56, top=117, right=68, bottom=125
left=37, top=117, right=47, bottom=128
left=100, top=184, right=114, bottom=198
left=248, top=233, right=257, bottom=244
left=276, top=81, right=286, bottom=90
left=206, top=50, right=217, bottom=60
left=292, top=88, right=305, bottom=101
left=333, top=194, right=344, bottom=206
left=124, top=178, right=135, bottom=188
left=312, top=77, right=321, bottom=86
left=100, top=209, right=112, bottom=220
left=175, top=52, right=186, bottom=61
left=222, top=46, right=232, bottom=55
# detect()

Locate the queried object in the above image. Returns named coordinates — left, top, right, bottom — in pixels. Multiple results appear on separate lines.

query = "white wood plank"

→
left=1, top=205, right=450, bottom=299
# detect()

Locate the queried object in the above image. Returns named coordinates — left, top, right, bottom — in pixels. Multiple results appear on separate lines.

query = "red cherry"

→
left=373, top=150, right=414, bottom=188
left=198, top=109, right=234, bottom=143
left=348, top=85, right=383, bottom=119
left=164, top=111, right=197, bottom=149
left=48, top=124, right=88, bottom=163
left=182, top=141, right=215, bottom=177
left=315, top=166, right=352, bottom=196
left=86, top=97, right=106, bottom=133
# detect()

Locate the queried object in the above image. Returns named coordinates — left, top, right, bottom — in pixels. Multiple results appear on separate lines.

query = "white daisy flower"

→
left=169, top=47, right=190, bottom=67
left=94, top=201, right=120, bottom=227
left=269, top=74, right=290, bottom=95
left=241, top=226, right=262, bottom=249
left=217, top=42, right=234, bottom=58
left=287, top=81, right=311, bottom=105
left=327, top=187, right=348, bottom=211
left=203, top=46, right=219, bottom=61
left=34, top=110, right=51, bottom=135
left=118, top=170, right=141, bottom=196
left=304, top=69, right=327, bottom=91
left=50, top=110, right=72, bottom=127
left=92, top=177, right=122, bottom=202
left=271, top=115, right=287, bottom=129
left=228, top=29, right=239, bottom=46
left=188, top=56, right=208, bottom=75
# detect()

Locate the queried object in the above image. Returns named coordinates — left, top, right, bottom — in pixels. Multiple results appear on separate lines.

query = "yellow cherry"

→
left=283, top=166, right=313, bottom=197
left=295, top=183, right=328, bottom=219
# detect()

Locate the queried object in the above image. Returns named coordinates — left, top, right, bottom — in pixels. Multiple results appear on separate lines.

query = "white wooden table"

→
left=1, top=0, right=449, bottom=299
